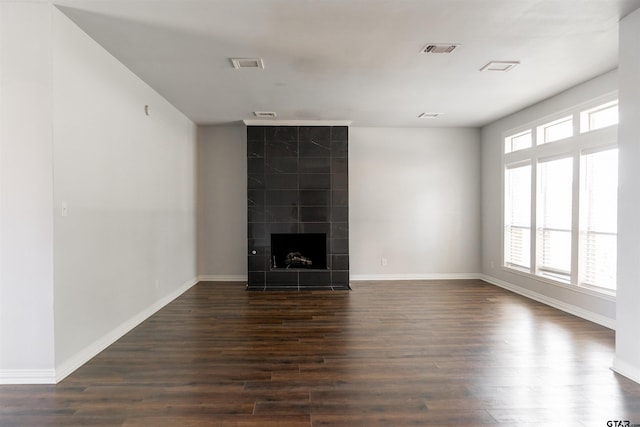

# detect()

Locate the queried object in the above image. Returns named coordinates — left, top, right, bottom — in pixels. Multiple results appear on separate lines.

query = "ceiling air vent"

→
left=230, top=58, right=265, bottom=69
left=480, top=61, right=520, bottom=72
left=421, top=44, right=459, bottom=54
left=418, top=112, right=440, bottom=119
left=253, top=111, right=277, bottom=118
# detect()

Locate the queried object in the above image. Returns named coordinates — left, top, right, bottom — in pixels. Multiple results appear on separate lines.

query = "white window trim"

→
left=536, top=115, right=573, bottom=145
left=503, top=266, right=616, bottom=301
left=505, top=129, right=533, bottom=154
left=535, top=154, right=574, bottom=281
left=580, top=99, right=619, bottom=133
left=504, top=162, right=532, bottom=271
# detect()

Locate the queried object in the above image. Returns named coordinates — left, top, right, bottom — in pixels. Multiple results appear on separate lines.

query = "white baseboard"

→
left=612, top=357, right=640, bottom=384
left=7, top=273, right=615, bottom=384
left=0, top=369, right=56, bottom=385
left=480, top=274, right=615, bottom=330
left=197, top=275, right=247, bottom=282
left=54, top=276, right=199, bottom=383
left=350, top=273, right=481, bottom=281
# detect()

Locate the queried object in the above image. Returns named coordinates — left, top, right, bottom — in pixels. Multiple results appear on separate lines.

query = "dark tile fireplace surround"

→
left=246, top=125, right=349, bottom=291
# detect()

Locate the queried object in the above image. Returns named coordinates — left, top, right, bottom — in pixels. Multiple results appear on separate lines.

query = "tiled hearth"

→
left=246, top=125, right=349, bottom=291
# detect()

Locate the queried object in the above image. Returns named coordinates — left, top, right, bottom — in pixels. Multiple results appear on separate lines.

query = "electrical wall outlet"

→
left=381, top=257, right=388, bottom=267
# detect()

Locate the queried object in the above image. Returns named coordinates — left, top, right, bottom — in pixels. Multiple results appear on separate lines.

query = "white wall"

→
left=0, top=1, right=56, bottom=383
left=197, top=126, right=247, bottom=280
left=349, top=127, right=481, bottom=279
left=195, top=126, right=481, bottom=281
left=52, top=9, right=197, bottom=379
left=614, top=8, right=640, bottom=383
left=480, top=70, right=618, bottom=328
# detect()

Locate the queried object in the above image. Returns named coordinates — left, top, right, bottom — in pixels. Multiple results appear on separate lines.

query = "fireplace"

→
left=271, top=233, right=327, bottom=270
left=246, top=125, right=349, bottom=290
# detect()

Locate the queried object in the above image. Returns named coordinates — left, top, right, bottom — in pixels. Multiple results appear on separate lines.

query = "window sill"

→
left=501, top=265, right=616, bottom=302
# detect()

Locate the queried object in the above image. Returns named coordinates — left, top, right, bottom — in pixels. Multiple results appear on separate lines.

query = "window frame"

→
left=504, top=161, right=533, bottom=271
left=536, top=115, right=574, bottom=145
left=501, top=93, right=618, bottom=298
left=535, top=154, right=574, bottom=282
left=505, top=129, right=533, bottom=154
left=578, top=145, right=619, bottom=293
left=580, top=100, right=619, bottom=133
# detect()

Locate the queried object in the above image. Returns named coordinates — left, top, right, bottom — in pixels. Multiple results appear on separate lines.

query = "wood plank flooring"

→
left=2, top=280, right=640, bottom=426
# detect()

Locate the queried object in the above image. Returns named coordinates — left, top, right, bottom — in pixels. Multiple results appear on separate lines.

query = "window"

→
left=502, top=97, right=618, bottom=294
left=537, top=116, right=573, bottom=145
left=505, top=130, right=532, bottom=153
left=537, top=157, right=572, bottom=281
left=580, top=100, right=618, bottom=133
left=580, top=149, right=618, bottom=290
left=504, top=164, right=531, bottom=269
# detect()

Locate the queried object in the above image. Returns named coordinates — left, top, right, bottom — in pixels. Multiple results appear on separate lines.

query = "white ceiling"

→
left=55, top=0, right=640, bottom=127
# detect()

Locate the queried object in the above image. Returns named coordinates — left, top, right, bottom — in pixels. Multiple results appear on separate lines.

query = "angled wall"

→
left=52, top=8, right=197, bottom=380
left=1, top=3, right=198, bottom=384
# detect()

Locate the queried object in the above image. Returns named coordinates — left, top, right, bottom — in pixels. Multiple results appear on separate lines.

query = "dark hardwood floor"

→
left=2, top=280, right=639, bottom=426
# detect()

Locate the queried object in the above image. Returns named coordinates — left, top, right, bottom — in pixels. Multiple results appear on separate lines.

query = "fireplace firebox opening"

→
left=271, top=233, right=327, bottom=270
